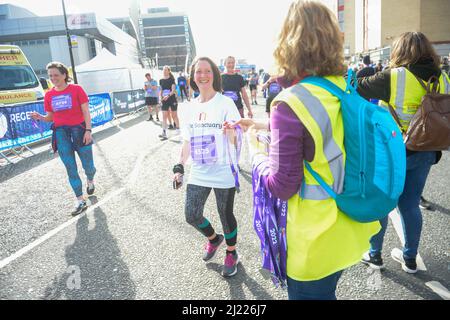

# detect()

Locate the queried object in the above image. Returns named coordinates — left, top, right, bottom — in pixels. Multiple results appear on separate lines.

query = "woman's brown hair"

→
left=46, top=61, right=72, bottom=83
left=390, top=32, right=440, bottom=69
left=189, top=57, right=222, bottom=92
left=274, top=0, right=346, bottom=80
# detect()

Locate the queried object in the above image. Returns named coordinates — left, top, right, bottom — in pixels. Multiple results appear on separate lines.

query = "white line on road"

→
left=0, top=187, right=125, bottom=269
left=425, top=281, right=450, bottom=300
left=0, top=132, right=179, bottom=270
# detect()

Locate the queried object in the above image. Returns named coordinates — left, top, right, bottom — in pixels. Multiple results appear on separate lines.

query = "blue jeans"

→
left=55, top=124, right=96, bottom=197
left=369, top=151, right=436, bottom=260
left=287, top=271, right=343, bottom=300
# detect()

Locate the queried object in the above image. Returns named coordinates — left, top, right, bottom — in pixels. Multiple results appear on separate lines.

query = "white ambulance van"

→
left=0, top=45, right=45, bottom=106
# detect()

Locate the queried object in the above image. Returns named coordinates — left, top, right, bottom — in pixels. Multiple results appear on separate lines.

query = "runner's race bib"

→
left=269, top=82, right=281, bottom=96
left=52, top=94, right=72, bottom=112
left=191, top=135, right=218, bottom=165
left=179, top=81, right=186, bottom=86
left=162, top=89, right=171, bottom=97
left=223, top=91, right=239, bottom=102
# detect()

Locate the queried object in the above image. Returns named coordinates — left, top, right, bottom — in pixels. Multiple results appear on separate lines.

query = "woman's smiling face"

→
left=194, top=60, right=214, bottom=91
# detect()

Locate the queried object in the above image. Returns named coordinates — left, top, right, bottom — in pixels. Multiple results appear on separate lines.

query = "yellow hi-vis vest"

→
left=380, top=67, right=450, bottom=132
left=272, top=76, right=381, bottom=281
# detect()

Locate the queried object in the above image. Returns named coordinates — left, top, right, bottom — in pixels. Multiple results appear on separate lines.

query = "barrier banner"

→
left=0, top=102, right=52, bottom=152
left=111, top=89, right=146, bottom=115
left=88, top=93, right=114, bottom=127
left=112, top=90, right=136, bottom=115
left=134, top=89, right=146, bottom=109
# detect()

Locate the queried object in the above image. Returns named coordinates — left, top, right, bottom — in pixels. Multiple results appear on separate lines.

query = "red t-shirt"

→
left=44, top=84, right=89, bottom=127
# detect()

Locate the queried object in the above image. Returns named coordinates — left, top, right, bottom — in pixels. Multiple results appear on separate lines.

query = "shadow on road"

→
left=206, top=262, right=275, bottom=300
left=427, top=202, right=450, bottom=216
left=43, top=197, right=136, bottom=300
left=381, top=269, right=443, bottom=300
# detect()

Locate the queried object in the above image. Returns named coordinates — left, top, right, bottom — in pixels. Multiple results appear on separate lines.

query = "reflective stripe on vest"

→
left=390, top=68, right=450, bottom=131
left=290, top=85, right=345, bottom=200
left=441, top=73, right=450, bottom=94
left=392, top=68, right=415, bottom=127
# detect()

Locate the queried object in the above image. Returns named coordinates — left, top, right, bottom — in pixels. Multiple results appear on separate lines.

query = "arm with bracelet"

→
left=173, top=140, right=191, bottom=189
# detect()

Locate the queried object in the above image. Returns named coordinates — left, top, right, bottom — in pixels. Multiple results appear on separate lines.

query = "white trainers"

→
left=391, top=248, right=418, bottom=274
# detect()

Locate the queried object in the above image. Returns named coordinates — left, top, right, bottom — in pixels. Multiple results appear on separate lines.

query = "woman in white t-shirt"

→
left=173, top=57, right=242, bottom=278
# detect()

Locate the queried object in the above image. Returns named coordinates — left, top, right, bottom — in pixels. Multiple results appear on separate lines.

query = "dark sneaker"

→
left=168, top=124, right=174, bottom=130
left=361, top=251, right=384, bottom=270
left=156, top=116, right=160, bottom=122
left=86, top=181, right=95, bottom=196
left=391, top=249, right=417, bottom=274
left=158, top=131, right=168, bottom=140
left=419, top=196, right=434, bottom=211
left=147, top=115, right=153, bottom=121
left=202, top=234, right=224, bottom=262
left=222, top=251, right=239, bottom=277
left=72, top=200, right=87, bottom=216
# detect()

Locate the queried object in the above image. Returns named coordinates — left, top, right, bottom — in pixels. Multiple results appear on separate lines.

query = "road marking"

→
left=425, top=281, right=450, bottom=300
left=0, top=133, right=176, bottom=270
left=0, top=187, right=125, bottom=269
left=389, top=209, right=427, bottom=271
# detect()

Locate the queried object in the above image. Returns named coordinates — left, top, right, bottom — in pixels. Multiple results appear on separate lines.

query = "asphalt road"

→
left=0, top=99, right=449, bottom=300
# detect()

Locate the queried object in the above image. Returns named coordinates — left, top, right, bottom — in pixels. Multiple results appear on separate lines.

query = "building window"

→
left=142, top=16, right=184, bottom=27
left=144, top=26, right=185, bottom=37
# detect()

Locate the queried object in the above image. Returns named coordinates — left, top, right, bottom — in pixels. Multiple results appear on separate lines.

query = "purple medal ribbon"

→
left=226, top=122, right=243, bottom=192
left=252, top=147, right=287, bottom=288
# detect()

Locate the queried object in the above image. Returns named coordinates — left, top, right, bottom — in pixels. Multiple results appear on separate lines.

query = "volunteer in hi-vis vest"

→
left=174, top=57, right=242, bottom=278
left=31, top=62, right=96, bottom=216
left=357, top=32, right=449, bottom=274
left=226, top=1, right=380, bottom=300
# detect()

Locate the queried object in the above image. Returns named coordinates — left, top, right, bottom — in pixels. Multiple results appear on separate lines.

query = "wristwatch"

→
left=85, top=129, right=92, bottom=132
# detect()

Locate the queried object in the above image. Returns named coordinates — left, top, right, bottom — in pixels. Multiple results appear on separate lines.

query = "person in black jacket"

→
left=357, top=32, right=445, bottom=274
left=356, top=55, right=375, bottom=78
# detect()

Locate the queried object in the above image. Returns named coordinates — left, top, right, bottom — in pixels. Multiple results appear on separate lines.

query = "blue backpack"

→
left=301, top=70, right=406, bottom=223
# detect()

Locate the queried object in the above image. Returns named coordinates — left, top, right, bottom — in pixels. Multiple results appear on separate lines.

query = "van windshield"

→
left=0, top=65, right=39, bottom=90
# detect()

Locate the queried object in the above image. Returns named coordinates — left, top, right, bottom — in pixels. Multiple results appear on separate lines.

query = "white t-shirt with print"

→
left=179, top=92, right=241, bottom=189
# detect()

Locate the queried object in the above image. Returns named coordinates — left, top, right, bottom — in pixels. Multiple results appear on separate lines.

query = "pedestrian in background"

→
left=221, top=56, right=253, bottom=118
left=144, top=72, right=160, bottom=122
left=159, top=66, right=179, bottom=140
left=357, top=31, right=450, bottom=273
left=31, top=61, right=96, bottom=216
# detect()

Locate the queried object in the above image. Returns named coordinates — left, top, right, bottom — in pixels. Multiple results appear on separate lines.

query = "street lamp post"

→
left=62, top=0, right=78, bottom=84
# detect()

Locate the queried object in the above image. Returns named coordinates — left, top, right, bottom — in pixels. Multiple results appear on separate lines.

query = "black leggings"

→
left=185, top=184, right=237, bottom=246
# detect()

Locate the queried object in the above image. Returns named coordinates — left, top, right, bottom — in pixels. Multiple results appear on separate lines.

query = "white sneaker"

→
left=391, top=248, right=418, bottom=274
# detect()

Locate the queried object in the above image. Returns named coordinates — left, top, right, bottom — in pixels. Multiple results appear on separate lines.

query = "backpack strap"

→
left=412, top=74, right=440, bottom=93
left=300, top=76, right=346, bottom=100
left=304, top=162, right=337, bottom=199
left=387, top=103, right=406, bottom=134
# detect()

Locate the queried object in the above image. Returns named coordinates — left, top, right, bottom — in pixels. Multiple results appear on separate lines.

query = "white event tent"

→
left=76, top=48, right=159, bottom=95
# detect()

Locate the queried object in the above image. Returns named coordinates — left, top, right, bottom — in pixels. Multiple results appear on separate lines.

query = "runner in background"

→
left=260, top=70, right=271, bottom=98
left=159, top=66, right=179, bottom=139
left=261, top=76, right=283, bottom=117
left=144, top=72, right=160, bottom=122
left=174, top=56, right=242, bottom=277
left=221, top=56, right=253, bottom=118
left=248, top=68, right=259, bottom=105
left=178, top=72, right=190, bottom=102
left=31, top=61, right=96, bottom=216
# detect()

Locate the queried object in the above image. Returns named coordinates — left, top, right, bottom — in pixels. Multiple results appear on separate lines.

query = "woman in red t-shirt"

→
left=31, top=62, right=96, bottom=215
